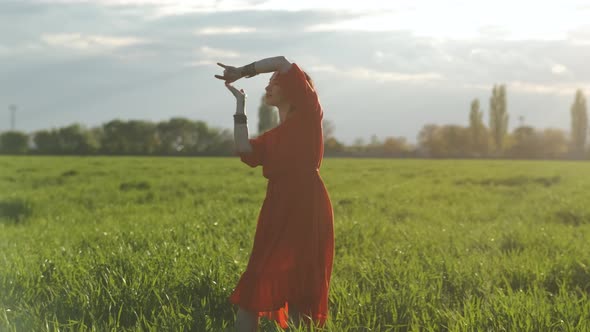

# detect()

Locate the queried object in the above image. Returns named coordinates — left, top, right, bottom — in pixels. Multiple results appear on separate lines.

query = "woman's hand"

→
left=215, top=62, right=242, bottom=83
left=224, top=82, right=246, bottom=105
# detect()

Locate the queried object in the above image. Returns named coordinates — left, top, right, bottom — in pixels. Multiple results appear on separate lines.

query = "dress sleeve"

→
left=238, top=130, right=268, bottom=167
left=275, top=63, right=321, bottom=117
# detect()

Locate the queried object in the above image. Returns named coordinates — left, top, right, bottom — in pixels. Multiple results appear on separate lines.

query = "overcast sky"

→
left=1, top=0, right=589, bottom=143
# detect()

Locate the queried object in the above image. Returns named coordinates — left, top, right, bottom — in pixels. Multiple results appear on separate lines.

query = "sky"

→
left=1, top=0, right=589, bottom=144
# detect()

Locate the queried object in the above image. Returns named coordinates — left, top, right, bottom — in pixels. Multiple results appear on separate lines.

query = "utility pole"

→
left=9, top=104, right=17, bottom=131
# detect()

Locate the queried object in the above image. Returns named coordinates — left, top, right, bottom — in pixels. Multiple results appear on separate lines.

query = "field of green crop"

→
left=1, top=156, right=589, bottom=331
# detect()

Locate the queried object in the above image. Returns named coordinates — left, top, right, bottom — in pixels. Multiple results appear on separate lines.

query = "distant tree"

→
left=126, top=120, right=158, bottom=154
left=98, top=118, right=235, bottom=156
left=365, top=134, right=384, bottom=156
left=507, top=127, right=568, bottom=159
left=324, top=137, right=345, bottom=154
left=2, top=117, right=255, bottom=157
left=540, top=128, right=568, bottom=159
left=417, top=124, right=470, bottom=158
left=489, top=84, right=509, bottom=154
left=191, top=120, right=220, bottom=154
left=57, top=124, right=99, bottom=154
left=469, top=98, right=489, bottom=157
left=352, top=137, right=367, bottom=153
left=205, top=128, right=234, bottom=156
left=156, top=118, right=201, bottom=155
left=89, top=126, right=104, bottom=150
left=508, top=126, right=540, bottom=158
left=570, top=89, right=588, bottom=158
left=322, top=119, right=345, bottom=155
left=368, top=134, right=381, bottom=152
left=100, top=120, right=129, bottom=154
left=322, top=119, right=335, bottom=141
left=0, top=131, right=29, bottom=154
left=382, top=136, right=412, bottom=156
left=440, top=125, right=471, bottom=158
left=258, top=96, right=278, bottom=135
left=418, top=124, right=445, bottom=157
left=33, top=129, right=61, bottom=154
left=101, top=120, right=157, bottom=155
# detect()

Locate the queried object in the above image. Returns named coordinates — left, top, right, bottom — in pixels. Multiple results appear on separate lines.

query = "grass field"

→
left=1, top=156, right=589, bottom=331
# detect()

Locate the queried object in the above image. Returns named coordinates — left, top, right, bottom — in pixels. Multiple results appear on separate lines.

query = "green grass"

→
left=1, top=156, right=589, bottom=331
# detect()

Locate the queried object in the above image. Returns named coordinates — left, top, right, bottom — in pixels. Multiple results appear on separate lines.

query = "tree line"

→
left=1, top=87, right=588, bottom=160
left=0, top=118, right=234, bottom=156
left=324, top=87, right=589, bottom=160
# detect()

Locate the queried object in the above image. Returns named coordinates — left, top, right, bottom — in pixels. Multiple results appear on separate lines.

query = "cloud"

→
left=509, top=81, right=589, bottom=96
left=194, top=26, right=258, bottom=35
left=5, top=1, right=590, bottom=143
left=465, top=81, right=589, bottom=96
left=41, top=33, right=147, bottom=51
left=34, top=0, right=272, bottom=16
left=568, top=26, right=590, bottom=45
left=310, top=65, right=443, bottom=83
left=551, top=64, right=568, bottom=75
left=28, top=0, right=590, bottom=42
left=301, top=1, right=589, bottom=42
left=185, top=59, right=215, bottom=67
left=0, top=42, right=43, bottom=56
left=186, top=46, right=242, bottom=67
left=198, top=46, right=240, bottom=59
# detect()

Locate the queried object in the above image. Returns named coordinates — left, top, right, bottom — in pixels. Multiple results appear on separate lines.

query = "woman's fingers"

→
left=215, top=74, right=238, bottom=83
left=224, top=82, right=246, bottom=98
left=215, top=63, right=232, bottom=80
left=225, top=82, right=236, bottom=92
left=224, top=82, right=240, bottom=94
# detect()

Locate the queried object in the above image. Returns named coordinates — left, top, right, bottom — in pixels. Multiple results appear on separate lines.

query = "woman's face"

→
left=264, top=72, right=285, bottom=107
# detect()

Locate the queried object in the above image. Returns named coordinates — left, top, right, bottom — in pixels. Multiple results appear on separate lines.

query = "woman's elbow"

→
left=277, top=56, right=292, bottom=73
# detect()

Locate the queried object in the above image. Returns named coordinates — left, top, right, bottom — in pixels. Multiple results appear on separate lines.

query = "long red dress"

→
left=229, top=63, right=335, bottom=329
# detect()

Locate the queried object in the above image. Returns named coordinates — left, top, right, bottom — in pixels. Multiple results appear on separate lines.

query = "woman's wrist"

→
left=236, top=66, right=245, bottom=79
left=233, top=113, right=247, bottom=124
left=240, top=62, right=258, bottom=78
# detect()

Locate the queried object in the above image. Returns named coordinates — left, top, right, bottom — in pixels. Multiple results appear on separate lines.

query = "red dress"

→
left=229, top=64, right=335, bottom=329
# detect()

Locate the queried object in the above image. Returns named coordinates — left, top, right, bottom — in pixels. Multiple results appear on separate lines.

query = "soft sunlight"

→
left=5, top=0, right=589, bottom=143
left=35, top=0, right=590, bottom=41
left=301, top=0, right=589, bottom=41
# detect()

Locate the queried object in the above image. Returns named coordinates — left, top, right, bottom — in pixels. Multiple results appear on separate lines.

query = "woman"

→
left=214, top=56, right=334, bottom=331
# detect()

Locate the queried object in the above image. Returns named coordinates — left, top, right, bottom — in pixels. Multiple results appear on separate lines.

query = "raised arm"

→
left=214, top=56, right=291, bottom=155
left=244, top=56, right=292, bottom=75
left=224, top=82, right=252, bottom=154
left=214, top=56, right=292, bottom=83
left=215, top=56, right=319, bottom=118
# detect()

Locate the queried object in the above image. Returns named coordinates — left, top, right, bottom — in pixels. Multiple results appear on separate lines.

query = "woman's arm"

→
left=243, top=56, right=292, bottom=75
left=215, top=56, right=292, bottom=83
left=225, top=82, right=252, bottom=153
